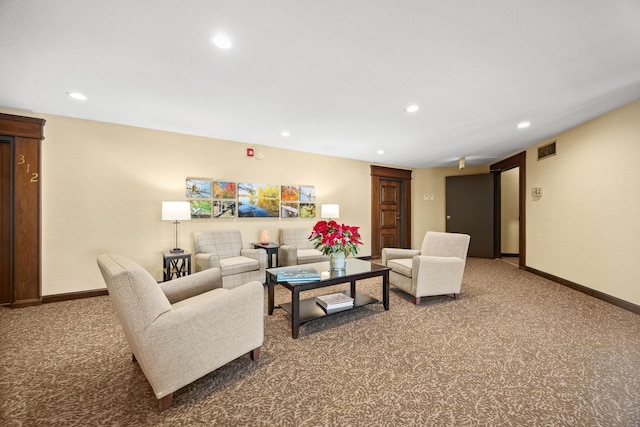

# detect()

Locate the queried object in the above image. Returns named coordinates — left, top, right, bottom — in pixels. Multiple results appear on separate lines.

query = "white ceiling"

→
left=2, top=1, right=640, bottom=168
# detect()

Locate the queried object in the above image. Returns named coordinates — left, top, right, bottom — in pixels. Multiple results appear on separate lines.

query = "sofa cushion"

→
left=219, top=256, right=260, bottom=277
left=194, top=230, right=243, bottom=259
left=280, top=228, right=314, bottom=250
left=297, top=249, right=328, bottom=264
left=388, top=258, right=413, bottom=278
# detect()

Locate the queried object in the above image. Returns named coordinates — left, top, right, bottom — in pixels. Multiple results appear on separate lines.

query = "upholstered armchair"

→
left=194, top=230, right=267, bottom=287
left=279, top=228, right=329, bottom=266
left=96, top=254, right=264, bottom=412
left=381, top=231, right=471, bottom=304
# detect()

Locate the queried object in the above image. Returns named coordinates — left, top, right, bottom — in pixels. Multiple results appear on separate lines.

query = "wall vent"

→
left=537, top=141, right=556, bottom=160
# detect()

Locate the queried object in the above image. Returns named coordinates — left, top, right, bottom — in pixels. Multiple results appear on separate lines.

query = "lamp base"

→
left=170, top=248, right=185, bottom=254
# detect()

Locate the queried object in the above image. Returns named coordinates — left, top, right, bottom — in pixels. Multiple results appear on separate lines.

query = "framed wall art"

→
left=185, top=178, right=211, bottom=198
left=299, top=185, right=316, bottom=202
left=190, top=200, right=212, bottom=218
left=238, top=183, right=280, bottom=217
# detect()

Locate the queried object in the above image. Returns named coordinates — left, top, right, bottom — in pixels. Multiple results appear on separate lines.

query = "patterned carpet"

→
left=1, top=258, right=639, bottom=426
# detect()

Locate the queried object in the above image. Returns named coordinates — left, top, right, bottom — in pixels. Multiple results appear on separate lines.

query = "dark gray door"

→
left=445, top=174, right=496, bottom=258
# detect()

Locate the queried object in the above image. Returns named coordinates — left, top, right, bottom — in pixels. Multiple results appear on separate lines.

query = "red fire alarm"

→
left=246, top=148, right=254, bottom=157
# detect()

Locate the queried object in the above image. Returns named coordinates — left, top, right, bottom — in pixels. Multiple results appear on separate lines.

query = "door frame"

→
left=0, top=137, right=14, bottom=305
left=0, top=113, right=45, bottom=307
left=491, top=151, right=526, bottom=269
left=370, top=165, right=412, bottom=257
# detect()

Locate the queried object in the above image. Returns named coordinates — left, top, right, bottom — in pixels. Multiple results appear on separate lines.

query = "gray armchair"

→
left=381, top=231, right=470, bottom=304
left=194, top=230, right=267, bottom=287
left=279, top=227, right=329, bottom=266
left=97, top=253, right=264, bottom=411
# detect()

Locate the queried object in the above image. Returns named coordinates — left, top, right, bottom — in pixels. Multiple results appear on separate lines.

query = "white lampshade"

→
left=162, top=201, right=191, bottom=221
left=321, top=204, right=340, bottom=219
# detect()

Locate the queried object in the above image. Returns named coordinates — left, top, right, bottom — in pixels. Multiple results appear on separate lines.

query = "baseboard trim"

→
left=525, top=266, right=640, bottom=315
left=43, top=288, right=109, bottom=304
left=10, top=298, right=42, bottom=308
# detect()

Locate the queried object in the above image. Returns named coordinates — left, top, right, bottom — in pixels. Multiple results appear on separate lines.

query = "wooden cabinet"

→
left=0, top=113, right=45, bottom=307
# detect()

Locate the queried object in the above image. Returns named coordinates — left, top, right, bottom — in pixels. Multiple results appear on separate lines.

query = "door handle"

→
left=446, top=215, right=451, bottom=220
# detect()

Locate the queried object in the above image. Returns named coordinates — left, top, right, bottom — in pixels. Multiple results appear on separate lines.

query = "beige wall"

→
left=1, top=109, right=373, bottom=295
left=500, top=167, right=520, bottom=254
left=526, top=99, right=640, bottom=305
left=3, top=99, right=638, bottom=307
left=411, top=165, right=489, bottom=247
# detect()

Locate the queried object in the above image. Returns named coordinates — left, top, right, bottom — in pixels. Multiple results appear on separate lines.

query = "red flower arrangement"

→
left=309, top=220, right=363, bottom=257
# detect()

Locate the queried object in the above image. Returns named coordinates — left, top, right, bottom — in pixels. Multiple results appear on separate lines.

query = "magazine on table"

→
left=276, top=268, right=321, bottom=282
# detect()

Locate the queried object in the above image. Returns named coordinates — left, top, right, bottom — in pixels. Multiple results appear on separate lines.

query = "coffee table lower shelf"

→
left=279, top=291, right=378, bottom=323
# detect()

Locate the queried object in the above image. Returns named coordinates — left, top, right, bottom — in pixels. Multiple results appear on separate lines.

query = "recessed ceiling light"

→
left=66, top=91, right=87, bottom=101
left=405, top=104, right=419, bottom=113
left=377, top=150, right=385, bottom=155
left=210, top=34, right=232, bottom=49
left=517, top=121, right=531, bottom=129
left=281, top=131, right=290, bottom=137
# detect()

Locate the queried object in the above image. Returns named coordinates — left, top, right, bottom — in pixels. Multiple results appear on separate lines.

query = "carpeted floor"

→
left=1, top=258, right=639, bottom=426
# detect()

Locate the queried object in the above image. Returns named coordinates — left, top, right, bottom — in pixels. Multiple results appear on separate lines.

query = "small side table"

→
left=252, top=242, right=279, bottom=268
left=163, top=251, right=191, bottom=282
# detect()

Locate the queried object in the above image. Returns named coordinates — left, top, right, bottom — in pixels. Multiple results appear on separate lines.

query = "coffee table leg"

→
left=268, top=276, right=275, bottom=315
left=291, top=288, right=300, bottom=339
left=383, top=270, right=390, bottom=310
left=350, top=280, right=356, bottom=298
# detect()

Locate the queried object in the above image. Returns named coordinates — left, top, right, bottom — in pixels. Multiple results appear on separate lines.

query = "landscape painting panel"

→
left=238, top=183, right=280, bottom=217
left=213, top=201, right=236, bottom=218
left=299, top=203, right=316, bottom=218
left=280, top=185, right=299, bottom=201
left=299, top=186, right=316, bottom=202
left=185, top=178, right=211, bottom=198
left=190, top=200, right=212, bottom=218
left=238, top=197, right=280, bottom=217
left=212, top=181, right=237, bottom=199
left=281, top=202, right=299, bottom=218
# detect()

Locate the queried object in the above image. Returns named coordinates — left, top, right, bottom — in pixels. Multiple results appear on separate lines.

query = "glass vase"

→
left=329, top=252, right=346, bottom=271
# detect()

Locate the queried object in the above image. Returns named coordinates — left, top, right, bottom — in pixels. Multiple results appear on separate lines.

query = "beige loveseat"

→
left=194, top=230, right=267, bottom=287
left=97, top=253, right=264, bottom=411
left=279, top=228, right=329, bottom=266
left=381, top=231, right=470, bottom=304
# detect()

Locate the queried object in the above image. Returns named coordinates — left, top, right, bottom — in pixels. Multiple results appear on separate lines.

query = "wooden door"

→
left=0, top=113, right=45, bottom=307
left=371, top=166, right=411, bottom=258
left=445, top=173, right=497, bottom=258
left=0, top=140, right=11, bottom=304
left=378, top=178, right=401, bottom=249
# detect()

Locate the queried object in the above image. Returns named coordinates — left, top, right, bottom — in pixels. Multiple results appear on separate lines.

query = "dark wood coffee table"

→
left=266, top=259, right=390, bottom=338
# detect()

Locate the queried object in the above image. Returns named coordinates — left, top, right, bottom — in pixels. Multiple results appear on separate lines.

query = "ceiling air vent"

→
left=537, top=141, right=556, bottom=160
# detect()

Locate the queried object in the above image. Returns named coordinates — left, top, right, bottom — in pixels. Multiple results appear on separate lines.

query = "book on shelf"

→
left=316, top=292, right=354, bottom=311
left=322, top=305, right=354, bottom=315
left=276, top=268, right=321, bottom=282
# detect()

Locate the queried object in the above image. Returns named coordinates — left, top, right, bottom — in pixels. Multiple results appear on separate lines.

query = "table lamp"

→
left=321, top=204, right=340, bottom=220
left=162, top=201, right=191, bottom=253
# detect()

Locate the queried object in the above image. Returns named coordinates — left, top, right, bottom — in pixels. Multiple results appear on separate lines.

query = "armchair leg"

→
left=158, top=393, right=173, bottom=412
left=453, top=293, right=460, bottom=300
left=414, top=296, right=421, bottom=305
left=250, top=347, right=261, bottom=361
